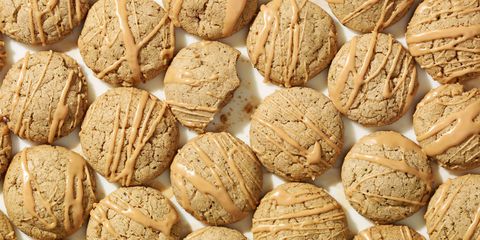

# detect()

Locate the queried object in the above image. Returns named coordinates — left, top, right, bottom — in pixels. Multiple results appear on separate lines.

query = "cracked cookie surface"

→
left=354, top=225, right=424, bottom=240
left=184, top=226, right=246, bottom=240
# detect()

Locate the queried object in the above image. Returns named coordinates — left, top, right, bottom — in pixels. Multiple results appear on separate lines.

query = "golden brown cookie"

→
left=354, top=225, right=424, bottom=240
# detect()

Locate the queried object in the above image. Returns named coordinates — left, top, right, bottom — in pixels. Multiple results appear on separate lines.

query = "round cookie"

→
left=185, top=227, right=246, bottom=240
left=342, top=131, right=433, bottom=224
left=413, top=84, right=480, bottom=171
left=0, top=0, right=89, bottom=45
left=3, top=145, right=97, bottom=240
left=165, top=0, right=258, bottom=40
left=328, top=32, right=417, bottom=127
left=164, top=41, right=240, bottom=132
left=406, top=0, right=480, bottom=84
left=0, top=211, right=16, bottom=240
left=0, top=51, right=88, bottom=144
left=78, top=0, right=175, bottom=86
left=86, top=186, right=181, bottom=240
left=246, top=0, right=337, bottom=87
left=252, top=182, right=349, bottom=240
left=425, top=174, right=480, bottom=240
left=80, top=87, right=178, bottom=186
left=0, top=37, right=5, bottom=70
left=170, top=132, right=262, bottom=225
left=327, top=0, right=414, bottom=33
left=250, top=87, right=343, bottom=181
left=354, top=225, right=424, bottom=240
left=0, top=122, right=12, bottom=175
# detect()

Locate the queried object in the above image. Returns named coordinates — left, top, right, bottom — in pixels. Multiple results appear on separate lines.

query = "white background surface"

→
left=1, top=0, right=480, bottom=239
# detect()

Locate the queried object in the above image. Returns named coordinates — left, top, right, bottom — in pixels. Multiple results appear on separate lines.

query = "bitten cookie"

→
left=0, top=211, right=15, bottom=240
left=170, top=132, right=262, bottom=225
left=246, top=0, right=337, bottom=87
left=342, top=131, right=433, bottom=224
left=3, top=145, right=97, bottom=240
left=80, top=87, right=178, bottom=186
left=327, top=0, right=414, bottom=33
left=78, top=0, right=175, bottom=86
left=250, top=87, right=343, bottom=181
left=185, top=227, right=246, bottom=240
left=0, top=122, right=12, bottom=175
left=252, top=182, right=349, bottom=240
left=425, top=174, right=480, bottom=240
left=413, top=84, right=480, bottom=171
left=86, top=186, right=181, bottom=240
left=328, top=32, right=417, bottom=127
left=406, top=0, right=480, bottom=83
left=164, top=41, right=240, bottom=132
left=354, top=225, right=424, bottom=240
left=0, top=51, right=88, bottom=144
left=0, top=0, right=89, bottom=45
left=165, top=0, right=257, bottom=40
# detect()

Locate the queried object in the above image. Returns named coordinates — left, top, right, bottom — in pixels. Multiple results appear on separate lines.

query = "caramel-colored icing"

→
left=166, top=0, right=184, bottom=27
left=359, top=226, right=413, bottom=240
left=48, top=70, right=74, bottom=143
left=464, top=205, right=480, bottom=240
left=223, top=0, right=247, bottom=37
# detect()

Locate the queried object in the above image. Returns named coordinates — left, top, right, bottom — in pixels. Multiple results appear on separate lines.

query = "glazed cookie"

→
left=425, top=174, right=480, bottom=240
left=327, top=0, right=414, bottom=33
left=80, top=87, right=178, bottom=186
left=0, top=122, right=12, bottom=175
left=0, top=211, right=15, bottom=240
left=328, top=32, right=417, bottom=127
left=406, top=0, right=480, bottom=83
left=342, top=131, right=433, bottom=224
left=3, top=145, right=96, bottom=240
left=0, top=38, right=5, bottom=70
left=0, top=51, right=88, bottom=144
left=413, top=84, right=480, bottom=170
left=0, top=0, right=89, bottom=45
left=170, top=132, right=262, bottom=225
left=252, top=182, right=349, bottom=240
left=87, top=186, right=181, bottom=240
left=246, top=0, right=337, bottom=87
left=165, top=0, right=257, bottom=40
left=78, top=0, right=175, bottom=86
left=164, top=41, right=240, bottom=132
left=354, top=225, right=424, bottom=240
left=185, top=226, right=246, bottom=240
left=250, top=87, right=343, bottom=181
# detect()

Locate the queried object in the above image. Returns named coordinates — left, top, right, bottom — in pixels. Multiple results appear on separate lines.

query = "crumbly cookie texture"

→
left=3, top=145, right=96, bottom=240
left=0, top=51, right=88, bottom=144
left=250, top=87, right=343, bottom=181
left=0, top=0, right=89, bottom=45
left=0, top=122, right=12, bottom=175
left=80, top=87, right=178, bottom=186
left=406, top=0, right=480, bottom=83
left=78, top=0, right=175, bottom=86
left=165, top=0, right=258, bottom=40
left=184, top=226, right=246, bottom=240
left=328, top=32, right=417, bottom=127
left=0, top=38, right=5, bottom=69
left=87, top=186, right=181, bottom=240
left=0, top=211, right=16, bottom=240
left=252, top=182, right=349, bottom=240
left=413, top=84, right=480, bottom=171
left=354, top=225, right=425, bottom=240
left=425, top=174, right=480, bottom=240
left=328, top=0, right=414, bottom=33
left=342, top=131, right=433, bottom=224
left=246, top=0, right=337, bottom=87
left=164, top=41, right=240, bottom=132
left=170, top=132, right=262, bottom=225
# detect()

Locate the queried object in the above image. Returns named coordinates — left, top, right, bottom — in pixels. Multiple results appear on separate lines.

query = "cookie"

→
left=0, top=51, right=88, bottom=144
left=170, top=132, right=262, bottom=225
left=354, top=225, right=424, bottom=240
left=0, top=122, right=12, bottom=175
left=327, top=0, right=414, bottom=33
left=328, top=32, right=417, bottom=127
left=246, top=0, right=337, bottom=87
left=3, top=145, right=97, bottom=240
left=413, top=84, right=480, bottom=171
left=252, top=182, right=349, bottom=240
left=165, top=0, right=257, bottom=40
left=80, top=87, right=178, bottom=186
left=87, top=186, right=181, bottom=240
left=406, top=0, right=480, bottom=84
left=250, top=87, right=343, bottom=181
left=342, top=131, right=433, bottom=224
left=425, top=174, right=480, bottom=240
left=0, top=211, right=15, bottom=240
left=0, top=38, right=5, bottom=70
left=184, top=226, right=246, bottom=240
left=78, top=0, right=175, bottom=86
left=0, top=0, right=89, bottom=45
left=164, top=41, right=240, bottom=132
